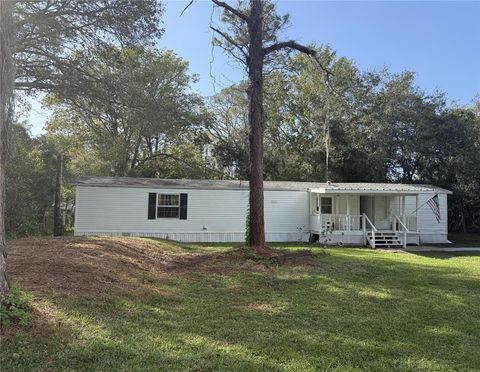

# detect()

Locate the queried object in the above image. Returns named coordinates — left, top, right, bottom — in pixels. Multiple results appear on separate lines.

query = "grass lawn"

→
left=1, top=237, right=480, bottom=371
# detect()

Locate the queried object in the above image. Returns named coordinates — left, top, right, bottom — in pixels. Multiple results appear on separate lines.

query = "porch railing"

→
left=405, top=216, right=417, bottom=231
left=363, top=213, right=377, bottom=247
left=393, top=216, right=417, bottom=232
left=310, top=214, right=363, bottom=233
left=310, top=213, right=416, bottom=233
left=393, top=215, right=409, bottom=248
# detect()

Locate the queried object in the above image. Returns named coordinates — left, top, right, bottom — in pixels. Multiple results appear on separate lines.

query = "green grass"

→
left=2, top=241, right=480, bottom=371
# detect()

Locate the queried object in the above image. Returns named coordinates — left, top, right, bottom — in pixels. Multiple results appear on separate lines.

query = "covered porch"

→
left=308, top=186, right=420, bottom=248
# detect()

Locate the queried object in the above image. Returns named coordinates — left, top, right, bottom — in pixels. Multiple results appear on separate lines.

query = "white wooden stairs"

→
left=367, top=231, right=402, bottom=248
left=363, top=214, right=409, bottom=249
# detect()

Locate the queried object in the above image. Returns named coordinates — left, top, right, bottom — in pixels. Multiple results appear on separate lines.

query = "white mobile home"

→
left=74, top=177, right=452, bottom=248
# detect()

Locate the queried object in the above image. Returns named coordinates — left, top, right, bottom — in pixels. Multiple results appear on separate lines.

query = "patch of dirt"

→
left=378, top=248, right=407, bottom=254
left=5, top=237, right=315, bottom=296
left=217, top=246, right=314, bottom=263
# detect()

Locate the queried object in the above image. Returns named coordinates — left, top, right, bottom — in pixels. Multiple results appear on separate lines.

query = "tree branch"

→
left=263, top=40, right=315, bottom=56
left=263, top=40, right=332, bottom=77
left=180, top=0, right=194, bottom=16
left=135, top=151, right=234, bottom=179
left=211, top=0, right=249, bottom=22
left=210, top=26, right=247, bottom=58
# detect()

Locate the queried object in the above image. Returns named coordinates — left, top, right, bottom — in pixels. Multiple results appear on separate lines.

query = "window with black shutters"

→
left=157, top=194, right=180, bottom=218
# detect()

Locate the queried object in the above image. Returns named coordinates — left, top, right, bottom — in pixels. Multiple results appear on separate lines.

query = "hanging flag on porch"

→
left=426, top=194, right=441, bottom=223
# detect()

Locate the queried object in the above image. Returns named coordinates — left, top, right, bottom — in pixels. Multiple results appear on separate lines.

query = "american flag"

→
left=427, top=194, right=441, bottom=223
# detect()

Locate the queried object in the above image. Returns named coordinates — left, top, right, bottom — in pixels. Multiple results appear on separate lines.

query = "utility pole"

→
left=53, top=154, right=63, bottom=236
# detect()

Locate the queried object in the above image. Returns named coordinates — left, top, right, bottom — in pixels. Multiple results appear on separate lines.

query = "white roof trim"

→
left=74, top=177, right=452, bottom=194
left=309, top=187, right=452, bottom=195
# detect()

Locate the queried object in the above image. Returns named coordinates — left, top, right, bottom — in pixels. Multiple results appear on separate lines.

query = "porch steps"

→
left=367, top=231, right=402, bottom=248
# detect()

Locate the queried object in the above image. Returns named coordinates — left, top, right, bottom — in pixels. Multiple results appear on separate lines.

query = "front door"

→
left=374, top=196, right=392, bottom=230
left=360, top=196, right=374, bottom=222
left=361, top=196, right=391, bottom=230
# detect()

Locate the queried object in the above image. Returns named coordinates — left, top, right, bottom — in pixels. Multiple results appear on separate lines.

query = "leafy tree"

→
left=208, top=47, right=480, bottom=233
left=208, top=84, right=250, bottom=178
left=45, top=46, right=211, bottom=177
left=417, top=107, right=480, bottom=232
left=5, top=124, right=57, bottom=238
left=0, top=0, right=164, bottom=293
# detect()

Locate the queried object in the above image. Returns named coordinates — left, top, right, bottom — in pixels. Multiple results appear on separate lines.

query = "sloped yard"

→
left=1, top=237, right=479, bottom=371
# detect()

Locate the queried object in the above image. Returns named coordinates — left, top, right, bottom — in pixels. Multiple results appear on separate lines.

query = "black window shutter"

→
left=180, top=193, right=188, bottom=220
left=148, top=193, right=157, bottom=220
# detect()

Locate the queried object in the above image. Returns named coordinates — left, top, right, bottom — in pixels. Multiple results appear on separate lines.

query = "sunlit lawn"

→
left=1, top=240, right=480, bottom=371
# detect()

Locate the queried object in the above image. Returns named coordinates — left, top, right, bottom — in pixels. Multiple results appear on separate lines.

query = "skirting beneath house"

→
left=418, top=233, right=449, bottom=244
left=74, top=231, right=311, bottom=243
left=74, top=230, right=430, bottom=245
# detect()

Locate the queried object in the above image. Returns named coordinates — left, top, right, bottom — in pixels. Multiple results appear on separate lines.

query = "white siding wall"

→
left=75, top=186, right=309, bottom=242
left=335, top=195, right=360, bottom=215
left=75, top=186, right=449, bottom=244
left=413, top=193, right=448, bottom=244
left=309, top=194, right=360, bottom=215
left=390, top=194, right=448, bottom=243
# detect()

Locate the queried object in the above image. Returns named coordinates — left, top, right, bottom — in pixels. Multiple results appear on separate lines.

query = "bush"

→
left=0, top=284, right=31, bottom=327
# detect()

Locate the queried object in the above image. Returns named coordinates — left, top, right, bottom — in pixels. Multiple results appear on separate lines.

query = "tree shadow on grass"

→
left=410, top=251, right=480, bottom=259
left=51, top=262, right=479, bottom=370
left=3, top=242, right=480, bottom=371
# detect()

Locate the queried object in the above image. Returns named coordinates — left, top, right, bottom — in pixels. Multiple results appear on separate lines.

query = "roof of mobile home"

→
left=75, top=177, right=452, bottom=194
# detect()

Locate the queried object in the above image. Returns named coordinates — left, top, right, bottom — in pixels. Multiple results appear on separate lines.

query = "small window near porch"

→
left=320, top=197, right=333, bottom=214
left=157, top=194, right=180, bottom=218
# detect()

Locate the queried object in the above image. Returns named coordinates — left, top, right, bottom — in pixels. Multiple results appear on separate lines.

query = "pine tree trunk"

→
left=0, top=160, right=7, bottom=293
left=0, top=1, right=15, bottom=294
left=53, top=154, right=63, bottom=236
left=246, top=0, right=266, bottom=248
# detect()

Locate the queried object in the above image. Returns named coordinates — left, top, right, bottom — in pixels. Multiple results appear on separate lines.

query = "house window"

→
left=157, top=194, right=180, bottom=218
left=320, top=197, right=333, bottom=214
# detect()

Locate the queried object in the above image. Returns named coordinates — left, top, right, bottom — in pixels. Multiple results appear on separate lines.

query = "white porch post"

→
left=308, top=191, right=311, bottom=216
left=308, top=191, right=311, bottom=234
left=362, top=214, right=366, bottom=245
left=346, top=196, right=350, bottom=232
left=415, top=194, right=419, bottom=231
left=402, top=195, right=407, bottom=248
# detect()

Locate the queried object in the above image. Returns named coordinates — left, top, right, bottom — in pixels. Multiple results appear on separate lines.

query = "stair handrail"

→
left=393, top=215, right=408, bottom=248
left=363, top=213, right=377, bottom=248
left=393, top=215, right=409, bottom=232
left=363, top=213, right=377, bottom=231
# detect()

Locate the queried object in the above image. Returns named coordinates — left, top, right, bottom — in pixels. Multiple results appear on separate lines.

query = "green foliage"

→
left=0, top=284, right=31, bottom=327
left=1, top=242, right=480, bottom=370
left=416, top=108, right=480, bottom=231
left=214, top=0, right=291, bottom=67
left=5, top=0, right=479, bottom=236
left=208, top=83, right=250, bottom=178
left=6, top=124, right=56, bottom=238
left=45, top=46, right=213, bottom=178
left=210, top=49, right=480, bottom=232
left=244, top=205, right=250, bottom=245
left=5, top=0, right=164, bottom=238
left=13, top=1, right=164, bottom=93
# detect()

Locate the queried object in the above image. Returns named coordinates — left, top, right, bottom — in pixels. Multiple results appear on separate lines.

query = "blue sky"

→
left=27, top=0, right=480, bottom=135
